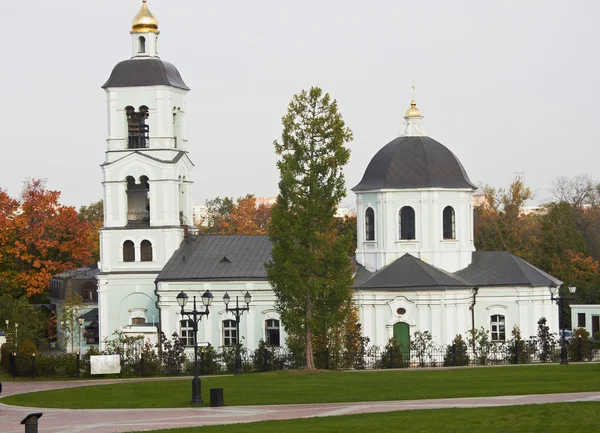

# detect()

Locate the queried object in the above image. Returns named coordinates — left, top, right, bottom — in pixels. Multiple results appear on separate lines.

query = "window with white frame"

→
left=265, top=319, right=280, bottom=346
left=491, top=315, right=506, bottom=341
left=223, top=320, right=237, bottom=346
left=180, top=320, right=194, bottom=346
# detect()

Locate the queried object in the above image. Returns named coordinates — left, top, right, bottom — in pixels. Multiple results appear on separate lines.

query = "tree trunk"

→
left=305, top=298, right=316, bottom=370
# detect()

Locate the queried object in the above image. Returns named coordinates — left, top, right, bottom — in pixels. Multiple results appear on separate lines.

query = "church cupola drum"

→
left=353, top=85, right=477, bottom=273
left=97, top=1, right=195, bottom=349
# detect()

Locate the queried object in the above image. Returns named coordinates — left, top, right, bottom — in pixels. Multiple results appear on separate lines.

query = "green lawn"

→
left=137, top=403, right=600, bottom=433
left=2, top=364, right=600, bottom=409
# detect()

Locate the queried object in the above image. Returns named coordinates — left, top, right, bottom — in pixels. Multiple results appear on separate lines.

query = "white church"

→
left=61, top=1, right=562, bottom=353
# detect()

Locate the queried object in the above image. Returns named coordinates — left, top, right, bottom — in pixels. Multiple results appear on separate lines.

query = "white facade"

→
left=98, top=7, right=192, bottom=349
left=355, top=188, right=475, bottom=273
left=356, top=286, right=557, bottom=346
left=156, top=281, right=286, bottom=351
left=570, top=304, right=600, bottom=337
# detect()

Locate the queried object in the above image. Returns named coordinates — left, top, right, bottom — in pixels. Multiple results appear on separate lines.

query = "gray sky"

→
left=0, top=0, right=598, bottom=209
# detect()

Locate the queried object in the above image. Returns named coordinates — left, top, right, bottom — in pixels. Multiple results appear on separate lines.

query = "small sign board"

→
left=197, top=342, right=209, bottom=347
left=90, top=354, right=121, bottom=375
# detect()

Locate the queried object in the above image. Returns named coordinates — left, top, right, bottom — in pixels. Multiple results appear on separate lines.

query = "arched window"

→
left=265, top=319, right=280, bottom=346
left=365, top=207, right=375, bottom=241
left=140, top=240, right=153, bottom=262
left=491, top=315, right=506, bottom=341
left=81, top=281, right=98, bottom=302
left=138, top=36, right=146, bottom=53
left=123, top=240, right=135, bottom=262
left=223, top=320, right=237, bottom=346
left=399, top=206, right=416, bottom=240
left=442, top=206, right=455, bottom=239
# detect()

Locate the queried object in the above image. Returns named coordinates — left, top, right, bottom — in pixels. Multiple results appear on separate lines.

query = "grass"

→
left=2, top=364, right=600, bottom=409
left=135, top=403, right=600, bottom=433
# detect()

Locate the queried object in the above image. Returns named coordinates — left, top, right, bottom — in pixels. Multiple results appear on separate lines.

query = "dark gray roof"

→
left=156, top=235, right=272, bottom=281
left=102, top=58, right=190, bottom=90
left=355, top=254, right=468, bottom=290
left=455, top=251, right=562, bottom=287
left=53, top=264, right=99, bottom=280
left=81, top=308, right=99, bottom=322
left=353, top=136, right=477, bottom=191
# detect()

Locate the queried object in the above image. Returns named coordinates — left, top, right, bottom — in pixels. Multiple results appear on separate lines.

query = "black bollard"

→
left=20, top=412, right=43, bottom=433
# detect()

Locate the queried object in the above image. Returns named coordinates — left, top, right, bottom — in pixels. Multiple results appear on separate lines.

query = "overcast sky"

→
left=0, top=0, right=597, bottom=209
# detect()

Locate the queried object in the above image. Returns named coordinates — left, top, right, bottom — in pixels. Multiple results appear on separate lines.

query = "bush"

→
left=467, top=327, right=491, bottom=365
left=411, top=331, right=434, bottom=367
left=568, top=328, right=594, bottom=361
left=534, top=317, right=555, bottom=363
left=443, top=334, right=469, bottom=366
left=376, top=338, right=405, bottom=369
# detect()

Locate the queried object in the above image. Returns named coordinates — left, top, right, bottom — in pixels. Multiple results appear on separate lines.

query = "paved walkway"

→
left=1, top=379, right=599, bottom=433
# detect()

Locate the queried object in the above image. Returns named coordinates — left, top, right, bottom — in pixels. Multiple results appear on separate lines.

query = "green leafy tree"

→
left=0, top=294, right=45, bottom=351
left=474, top=174, right=533, bottom=255
left=267, top=87, right=354, bottom=370
left=58, top=291, right=84, bottom=353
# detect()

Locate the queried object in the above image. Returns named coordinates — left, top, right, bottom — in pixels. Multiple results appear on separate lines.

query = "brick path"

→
left=1, top=379, right=599, bottom=433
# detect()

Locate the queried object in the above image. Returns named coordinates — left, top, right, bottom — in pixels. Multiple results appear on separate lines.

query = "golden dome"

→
left=405, top=100, right=422, bottom=118
left=131, top=0, right=159, bottom=34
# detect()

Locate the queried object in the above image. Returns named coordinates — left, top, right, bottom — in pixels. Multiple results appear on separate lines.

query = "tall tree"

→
left=267, top=87, right=354, bottom=370
left=474, top=174, right=533, bottom=255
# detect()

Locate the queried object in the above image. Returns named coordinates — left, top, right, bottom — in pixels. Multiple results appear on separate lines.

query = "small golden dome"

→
left=405, top=100, right=422, bottom=118
left=131, top=0, right=159, bottom=34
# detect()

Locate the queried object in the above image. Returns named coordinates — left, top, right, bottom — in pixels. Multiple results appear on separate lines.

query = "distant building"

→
left=570, top=305, right=600, bottom=337
left=192, top=205, right=208, bottom=226
left=255, top=197, right=277, bottom=207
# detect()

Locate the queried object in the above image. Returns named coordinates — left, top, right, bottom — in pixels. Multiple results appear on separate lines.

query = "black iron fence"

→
left=4, top=337, right=600, bottom=379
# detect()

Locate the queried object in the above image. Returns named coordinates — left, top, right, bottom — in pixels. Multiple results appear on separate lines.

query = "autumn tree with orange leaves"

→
left=219, top=195, right=271, bottom=235
left=0, top=180, right=95, bottom=300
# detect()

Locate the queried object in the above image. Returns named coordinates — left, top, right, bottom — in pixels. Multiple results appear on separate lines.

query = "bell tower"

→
left=97, top=0, right=194, bottom=348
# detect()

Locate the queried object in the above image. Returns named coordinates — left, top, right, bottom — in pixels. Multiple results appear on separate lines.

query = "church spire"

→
left=130, top=0, right=160, bottom=58
left=131, top=0, right=159, bottom=34
left=402, top=81, right=427, bottom=137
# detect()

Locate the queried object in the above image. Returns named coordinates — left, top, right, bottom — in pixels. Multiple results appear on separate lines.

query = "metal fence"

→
left=4, top=337, right=600, bottom=379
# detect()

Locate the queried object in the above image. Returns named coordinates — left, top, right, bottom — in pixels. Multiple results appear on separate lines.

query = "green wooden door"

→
left=393, top=322, right=410, bottom=365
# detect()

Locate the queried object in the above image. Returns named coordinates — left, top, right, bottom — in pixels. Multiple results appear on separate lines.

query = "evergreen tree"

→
left=267, top=87, right=353, bottom=370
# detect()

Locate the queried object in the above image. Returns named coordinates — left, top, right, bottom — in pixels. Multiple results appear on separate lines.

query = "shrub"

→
left=443, top=334, right=469, bottom=366
left=467, top=327, right=491, bottom=365
left=411, top=331, right=434, bottom=367
left=376, top=337, right=405, bottom=369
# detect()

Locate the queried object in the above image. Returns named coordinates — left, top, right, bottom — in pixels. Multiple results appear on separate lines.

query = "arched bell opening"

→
left=126, top=175, right=150, bottom=226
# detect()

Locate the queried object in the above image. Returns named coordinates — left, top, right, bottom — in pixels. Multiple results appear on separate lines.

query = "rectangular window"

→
left=180, top=320, right=194, bottom=347
left=265, top=319, right=280, bottom=346
left=223, top=320, right=237, bottom=346
left=577, top=313, right=586, bottom=328
left=491, top=315, right=505, bottom=341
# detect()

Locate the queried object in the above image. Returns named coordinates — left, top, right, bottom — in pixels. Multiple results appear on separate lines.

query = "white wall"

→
left=156, top=280, right=286, bottom=352
left=570, top=304, right=600, bottom=336
left=355, top=188, right=475, bottom=273
left=355, top=285, right=558, bottom=346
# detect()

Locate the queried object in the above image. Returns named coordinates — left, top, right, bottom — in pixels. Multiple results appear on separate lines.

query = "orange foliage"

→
left=218, top=196, right=271, bottom=235
left=552, top=249, right=599, bottom=284
left=0, top=180, right=95, bottom=297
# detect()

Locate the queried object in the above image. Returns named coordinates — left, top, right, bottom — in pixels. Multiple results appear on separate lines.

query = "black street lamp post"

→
left=77, top=316, right=84, bottom=355
left=549, top=282, right=577, bottom=365
left=223, top=291, right=251, bottom=375
left=177, top=290, right=213, bottom=404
